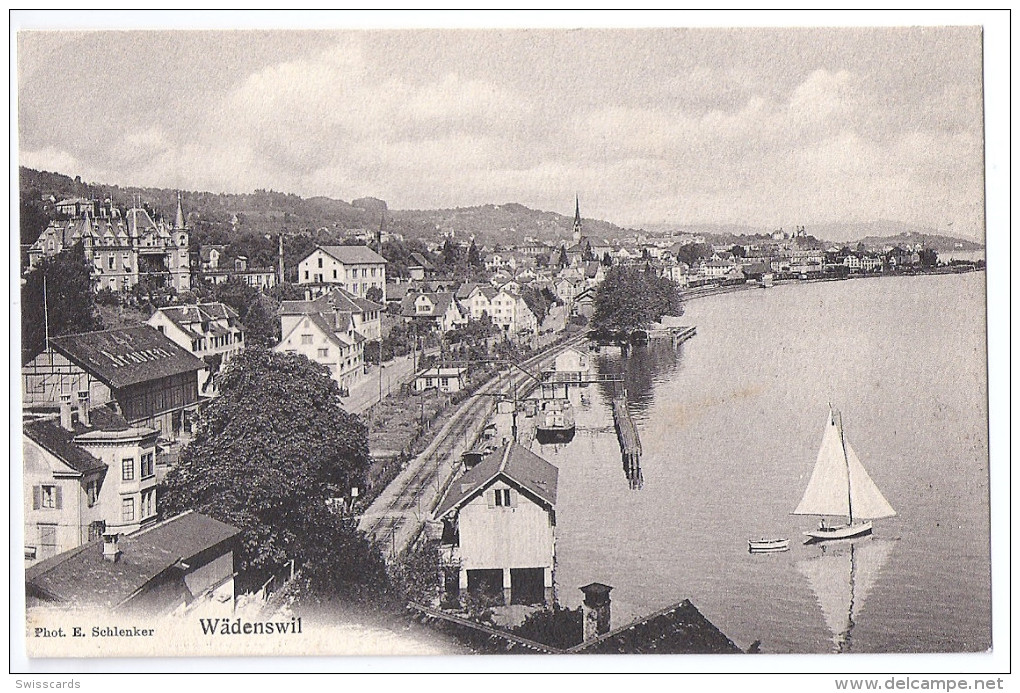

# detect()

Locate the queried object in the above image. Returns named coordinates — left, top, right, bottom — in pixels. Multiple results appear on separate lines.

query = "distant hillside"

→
left=391, top=202, right=636, bottom=246
left=19, top=166, right=982, bottom=253
left=647, top=220, right=983, bottom=252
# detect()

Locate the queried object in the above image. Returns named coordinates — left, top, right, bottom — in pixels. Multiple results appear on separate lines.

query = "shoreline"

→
left=678, top=266, right=985, bottom=304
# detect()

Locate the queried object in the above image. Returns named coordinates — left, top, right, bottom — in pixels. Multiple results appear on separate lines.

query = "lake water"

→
left=536, top=272, right=990, bottom=653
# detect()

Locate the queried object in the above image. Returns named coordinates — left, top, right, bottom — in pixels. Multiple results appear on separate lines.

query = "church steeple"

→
left=174, top=192, right=186, bottom=230
left=572, top=195, right=583, bottom=243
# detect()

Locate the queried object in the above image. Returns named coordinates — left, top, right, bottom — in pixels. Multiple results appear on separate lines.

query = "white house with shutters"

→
left=23, top=404, right=159, bottom=566
left=297, top=245, right=387, bottom=301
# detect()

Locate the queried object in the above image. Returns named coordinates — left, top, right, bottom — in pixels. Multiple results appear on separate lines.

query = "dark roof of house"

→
left=316, top=245, right=387, bottom=265
left=156, top=303, right=239, bottom=332
left=23, top=419, right=107, bottom=475
left=409, top=251, right=434, bottom=269
left=435, top=442, right=558, bottom=518
left=48, top=326, right=207, bottom=391
left=26, top=511, right=241, bottom=609
left=568, top=599, right=742, bottom=654
left=280, top=288, right=381, bottom=317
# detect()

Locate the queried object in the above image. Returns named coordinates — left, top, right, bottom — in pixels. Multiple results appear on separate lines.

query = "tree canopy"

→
left=21, top=243, right=104, bottom=363
left=160, top=348, right=380, bottom=593
left=591, top=266, right=683, bottom=334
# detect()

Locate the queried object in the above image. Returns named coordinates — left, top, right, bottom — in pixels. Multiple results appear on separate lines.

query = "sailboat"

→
left=794, top=406, right=896, bottom=542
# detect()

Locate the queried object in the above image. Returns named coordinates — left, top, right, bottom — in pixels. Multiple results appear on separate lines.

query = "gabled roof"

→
left=435, top=442, right=558, bottom=518
left=26, top=511, right=240, bottom=609
left=155, top=303, right=239, bottom=334
left=23, top=419, right=107, bottom=475
left=48, top=326, right=207, bottom=391
left=409, top=251, right=434, bottom=269
left=314, top=245, right=387, bottom=265
left=401, top=292, right=456, bottom=318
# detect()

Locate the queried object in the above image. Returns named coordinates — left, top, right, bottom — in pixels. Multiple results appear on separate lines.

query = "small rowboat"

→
left=748, top=538, right=790, bottom=553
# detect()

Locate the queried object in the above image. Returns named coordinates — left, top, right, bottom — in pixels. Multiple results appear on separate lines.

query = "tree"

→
left=160, top=348, right=379, bottom=592
left=467, top=239, right=482, bottom=267
left=21, top=243, right=104, bottom=363
left=602, top=251, right=613, bottom=266
left=365, top=286, right=384, bottom=303
left=675, top=243, right=713, bottom=266
left=210, top=278, right=279, bottom=346
left=591, top=265, right=683, bottom=334
left=730, top=244, right=746, bottom=259
left=557, top=245, right=569, bottom=268
left=440, top=238, right=462, bottom=268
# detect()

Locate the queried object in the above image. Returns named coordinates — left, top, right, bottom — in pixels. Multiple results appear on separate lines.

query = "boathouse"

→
left=434, top=441, right=558, bottom=606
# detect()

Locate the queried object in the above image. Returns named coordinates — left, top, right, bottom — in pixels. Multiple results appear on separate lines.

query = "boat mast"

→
left=834, top=408, right=854, bottom=525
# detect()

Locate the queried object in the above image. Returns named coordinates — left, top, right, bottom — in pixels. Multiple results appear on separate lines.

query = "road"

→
left=342, top=348, right=439, bottom=416
left=357, top=334, right=586, bottom=559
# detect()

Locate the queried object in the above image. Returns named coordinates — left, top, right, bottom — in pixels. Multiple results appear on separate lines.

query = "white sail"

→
left=793, top=411, right=851, bottom=516
left=846, top=442, right=896, bottom=519
left=793, top=408, right=895, bottom=521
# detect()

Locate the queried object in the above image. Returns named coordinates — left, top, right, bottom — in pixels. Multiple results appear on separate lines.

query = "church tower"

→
left=572, top=195, right=583, bottom=244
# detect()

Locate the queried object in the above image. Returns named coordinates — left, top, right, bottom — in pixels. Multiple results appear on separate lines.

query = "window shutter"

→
left=509, top=489, right=517, bottom=508
left=54, top=486, right=63, bottom=509
left=32, top=486, right=41, bottom=510
left=486, top=489, right=495, bottom=508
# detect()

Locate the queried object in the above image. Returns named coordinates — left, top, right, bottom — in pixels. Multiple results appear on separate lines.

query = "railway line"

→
left=358, top=334, right=586, bottom=557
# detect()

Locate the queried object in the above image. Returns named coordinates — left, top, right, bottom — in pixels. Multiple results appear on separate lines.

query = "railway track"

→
left=358, top=335, right=586, bottom=556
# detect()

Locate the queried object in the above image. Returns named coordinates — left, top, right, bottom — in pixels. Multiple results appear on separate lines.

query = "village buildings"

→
left=22, top=325, right=207, bottom=442
left=413, top=367, right=468, bottom=394
left=297, top=245, right=388, bottom=301
left=399, top=291, right=468, bottom=333
left=27, top=195, right=192, bottom=292
left=26, top=511, right=240, bottom=617
left=275, top=287, right=383, bottom=392
left=147, top=302, right=246, bottom=395
left=23, top=404, right=161, bottom=564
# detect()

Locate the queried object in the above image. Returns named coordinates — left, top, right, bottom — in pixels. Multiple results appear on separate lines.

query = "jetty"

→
left=612, top=393, right=643, bottom=490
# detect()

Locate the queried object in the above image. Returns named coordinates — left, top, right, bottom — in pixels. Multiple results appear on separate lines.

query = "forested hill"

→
left=389, top=203, right=635, bottom=244
left=19, top=168, right=633, bottom=249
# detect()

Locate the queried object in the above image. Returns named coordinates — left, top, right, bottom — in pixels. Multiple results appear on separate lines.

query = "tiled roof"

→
left=435, top=442, right=558, bottom=518
left=49, top=326, right=207, bottom=391
left=568, top=599, right=741, bottom=654
left=25, top=511, right=240, bottom=609
left=23, top=419, right=107, bottom=475
left=317, top=245, right=387, bottom=265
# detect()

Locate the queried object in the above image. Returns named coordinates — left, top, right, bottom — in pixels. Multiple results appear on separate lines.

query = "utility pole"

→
left=378, top=337, right=383, bottom=405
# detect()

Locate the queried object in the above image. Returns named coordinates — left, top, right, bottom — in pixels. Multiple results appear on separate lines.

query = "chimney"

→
left=59, top=393, right=73, bottom=430
left=102, top=533, right=121, bottom=563
left=580, top=582, right=613, bottom=641
left=76, top=390, right=91, bottom=427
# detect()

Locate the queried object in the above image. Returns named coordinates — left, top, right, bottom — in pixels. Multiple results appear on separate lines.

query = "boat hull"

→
left=803, top=520, right=873, bottom=542
left=535, top=425, right=576, bottom=445
left=748, top=538, right=790, bottom=553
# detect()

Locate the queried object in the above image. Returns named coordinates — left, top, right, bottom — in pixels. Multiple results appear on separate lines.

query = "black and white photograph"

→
left=10, top=10, right=1009, bottom=684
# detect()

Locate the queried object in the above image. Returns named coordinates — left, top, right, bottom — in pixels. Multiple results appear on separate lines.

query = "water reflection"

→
left=797, top=536, right=895, bottom=653
left=594, top=340, right=684, bottom=415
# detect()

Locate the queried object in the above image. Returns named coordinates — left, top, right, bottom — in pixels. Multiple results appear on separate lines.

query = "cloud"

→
left=15, top=30, right=986, bottom=238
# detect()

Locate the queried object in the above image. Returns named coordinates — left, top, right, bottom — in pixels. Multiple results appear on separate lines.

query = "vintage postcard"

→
left=11, top=11, right=1008, bottom=678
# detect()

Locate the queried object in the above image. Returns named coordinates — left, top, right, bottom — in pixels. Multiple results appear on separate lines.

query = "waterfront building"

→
left=22, top=325, right=206, bottom=441
left=27, top=196, right=191, bottom=293
left=297, top=245, right=387, bottom=301
left=399, top=292, right=467, bottom=333
left=147, top=303, right=245, bottom=395
left=413, top=367, right=468, bottom=394
left=434, top=441, right=558, bottom=605
left=26, top=511, right=240, bottom=617
left=552, top=347, right=592, bottom=378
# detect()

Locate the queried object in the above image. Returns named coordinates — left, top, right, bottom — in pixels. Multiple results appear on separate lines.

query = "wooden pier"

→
left=611, top=394, right=643, bottom=490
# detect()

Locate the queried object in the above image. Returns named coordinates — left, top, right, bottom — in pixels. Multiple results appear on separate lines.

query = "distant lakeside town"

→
left=20, top=178, right=984, bottom=655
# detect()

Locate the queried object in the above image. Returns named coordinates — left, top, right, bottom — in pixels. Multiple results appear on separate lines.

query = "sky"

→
left=15, top=17, right=990, bottom=239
